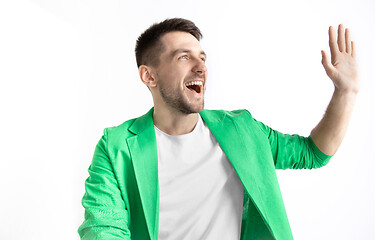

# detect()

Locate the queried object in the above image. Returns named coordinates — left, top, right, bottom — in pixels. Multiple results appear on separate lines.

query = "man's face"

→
left=151, top=31, right=207, bottom=114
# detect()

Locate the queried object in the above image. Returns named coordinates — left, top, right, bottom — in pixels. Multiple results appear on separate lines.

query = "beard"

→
left=158, top=75, right=205, bottom=115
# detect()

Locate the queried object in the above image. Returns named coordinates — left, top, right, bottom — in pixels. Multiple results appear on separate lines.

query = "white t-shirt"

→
left=155, top=115, right=244, bottom=240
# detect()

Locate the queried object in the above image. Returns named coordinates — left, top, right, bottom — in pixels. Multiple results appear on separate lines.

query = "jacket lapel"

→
left=200, top=110, right=264, bottom=211
left=201, top=110, right=279, bottom=239
left=126, top=108, right=159, bottom=240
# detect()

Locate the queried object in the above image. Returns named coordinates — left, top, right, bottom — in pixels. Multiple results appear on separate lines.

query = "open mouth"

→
left=186, top=81, right=203, bottom=94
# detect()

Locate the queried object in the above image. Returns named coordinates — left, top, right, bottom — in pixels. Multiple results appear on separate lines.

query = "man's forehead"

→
left=160, top=31, right=203, bottom=52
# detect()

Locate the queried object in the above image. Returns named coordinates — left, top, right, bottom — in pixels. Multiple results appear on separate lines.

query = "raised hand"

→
left=321, top=24, right=359, bottom=94
left=310, top=24, right=359, bottom=156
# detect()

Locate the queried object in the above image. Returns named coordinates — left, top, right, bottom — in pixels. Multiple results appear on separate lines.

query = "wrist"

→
left=334, top=85, right=359, bottom=97
left=332, top=87, right=358, bottom=107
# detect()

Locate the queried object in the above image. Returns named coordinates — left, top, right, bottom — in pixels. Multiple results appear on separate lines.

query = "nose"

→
left=192, top=59, right=207, bottom=75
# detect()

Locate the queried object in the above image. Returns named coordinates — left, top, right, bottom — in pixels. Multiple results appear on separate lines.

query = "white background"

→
left=1, top=0, right=374, bottom=239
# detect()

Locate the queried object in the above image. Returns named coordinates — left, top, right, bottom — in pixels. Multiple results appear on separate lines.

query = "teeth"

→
left=186, top=81, right=203, bottom=86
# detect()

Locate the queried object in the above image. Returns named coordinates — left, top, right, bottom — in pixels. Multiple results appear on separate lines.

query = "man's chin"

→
left=178, top=101, right=204, bottom=115
left=195, top=104, right=204, bottom=113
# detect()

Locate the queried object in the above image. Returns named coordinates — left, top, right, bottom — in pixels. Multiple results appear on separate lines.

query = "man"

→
left=78, top=18, right=359, bottom=240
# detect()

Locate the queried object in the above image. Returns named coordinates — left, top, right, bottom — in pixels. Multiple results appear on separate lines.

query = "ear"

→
left=139, top=65, right=157, bottom=88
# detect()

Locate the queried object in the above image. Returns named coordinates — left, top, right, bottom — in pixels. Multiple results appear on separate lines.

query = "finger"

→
left=345, top=28, right=351, bottom=54
left=337, top=24, right=345, bottom=52
left=321, top=50, right=335, bottom=77
left=329, top=26, right=339, bottom=60
left=351, top=41, right=356, bottom=58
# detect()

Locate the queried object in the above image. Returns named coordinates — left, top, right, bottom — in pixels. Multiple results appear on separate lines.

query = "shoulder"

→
left=105, top=117, right=137, bottom=134
left=106, top=118, right=135, bottom=133
left=200, top=108, right=254, bottom=121
left=201, top=108, right=267, bottom=136
left=102, top=108, right=154, bottom=142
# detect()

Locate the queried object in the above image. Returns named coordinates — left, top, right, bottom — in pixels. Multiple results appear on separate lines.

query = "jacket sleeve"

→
left=78, top=129, right=131, bottom=239
left=253, top=116, right=332, bottom=170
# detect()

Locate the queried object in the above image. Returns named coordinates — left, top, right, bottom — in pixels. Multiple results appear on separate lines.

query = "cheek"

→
left=158, top=66, right=188, bottom=88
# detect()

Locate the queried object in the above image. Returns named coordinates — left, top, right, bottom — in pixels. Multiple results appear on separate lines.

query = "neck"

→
left=153, top=105, right=199, bottom=136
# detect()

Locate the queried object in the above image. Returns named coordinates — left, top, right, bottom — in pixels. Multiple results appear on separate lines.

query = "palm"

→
left=322, top=24, right=359, bottom=93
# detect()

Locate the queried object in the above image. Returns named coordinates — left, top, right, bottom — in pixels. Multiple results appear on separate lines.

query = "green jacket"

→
left=78, top=108, right=331, bottom=240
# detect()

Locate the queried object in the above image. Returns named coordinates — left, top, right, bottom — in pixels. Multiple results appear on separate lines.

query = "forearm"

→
left=310, top=88, right=357, bottom=156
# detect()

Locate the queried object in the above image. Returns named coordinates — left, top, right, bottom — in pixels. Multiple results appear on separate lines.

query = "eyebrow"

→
left=170, top=48, right=207, bottom=58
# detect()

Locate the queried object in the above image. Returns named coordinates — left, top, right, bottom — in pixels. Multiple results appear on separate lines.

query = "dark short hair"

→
left=135, top=18, right=203, bottom=68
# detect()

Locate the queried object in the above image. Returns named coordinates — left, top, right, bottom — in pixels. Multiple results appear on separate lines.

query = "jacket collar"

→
left=128, top=107, right=155, bottom=135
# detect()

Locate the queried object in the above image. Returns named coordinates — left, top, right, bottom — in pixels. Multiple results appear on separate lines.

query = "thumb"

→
left=321, top=50, right=335, bottom=77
